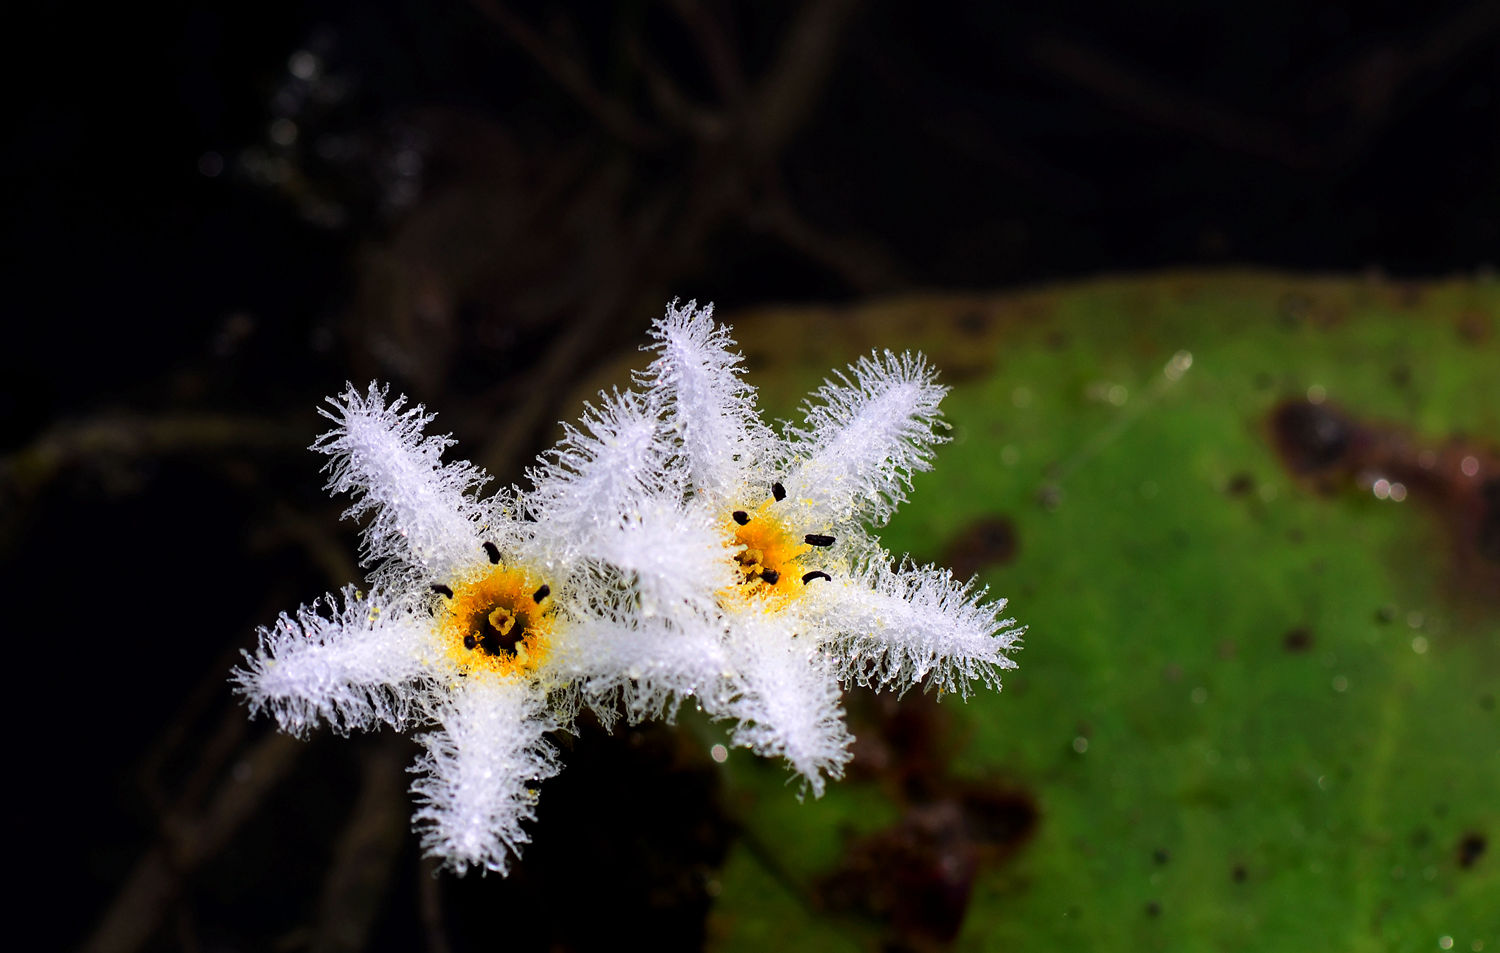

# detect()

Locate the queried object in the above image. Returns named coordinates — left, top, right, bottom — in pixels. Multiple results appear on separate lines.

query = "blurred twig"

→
left=466, top=0, right=663, bottom=149
left=1, top=413, right=304, bottom=547
left=311, top=738, right=410, bottom=953
left=416, top=856, right=454, bottom=953
left=743, top=0, right=859, bottom=156
left=80, top=732, right=305, bottom=953
left=1028, top=0, right=1500, bottom=168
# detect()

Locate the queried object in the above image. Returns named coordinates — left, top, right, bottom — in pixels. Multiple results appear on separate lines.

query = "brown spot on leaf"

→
left=826, top=690, right=1039, bottom=948
left=1270, top=401, right=1354, bottom=476
left=1457, top=310, right=1492, bottom=344
left=944, top=516, right=1018, bottom=579
left=1225, top=472, right=1255, bottom=496
left=1458, top=832, right=1486, bottom=868
left=817, top=788, right=1038, bottom=946
left=1283, top=627, right=1313, bottom=652
left=1267, top=399, right=1500, bottom=601
left=955, top=310, right=989, bottom=336
left=1478, top=478, right=1500, bottom=563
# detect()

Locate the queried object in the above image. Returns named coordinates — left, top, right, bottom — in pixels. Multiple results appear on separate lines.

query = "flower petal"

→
left=315, top=383, right=491, bottom=583
left=232, top=586, right=437, bottom=736
left=805, top=556, right=1022, bottom=699
left=550, top=606, right=732, bottom=725
left=724, top=611, right=852, bottom=797
left=780, top=350, right=947, bottom=528
left=639, top=300, right=775, bottom=502
left=590, top=496, right=738, bottom=618
left=526, top=389, right=668, bottom=552
left=409, top=675, right=561, bottom=875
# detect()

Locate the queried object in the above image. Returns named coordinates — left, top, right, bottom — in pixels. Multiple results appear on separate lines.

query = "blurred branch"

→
left=745, top=0, right=861, bottom=155
left=1028, top=34, right=1315, bottom=166
left=249, top=501, right=362, bottom=590
left=311, top=739, right=409, bottom=953
left=668, top=0, right=748, bottom=103
left=1030, top=0, right=1500, bottom=168
left=626, top=27, right=730, bottom=140
left=79, top=732, right=305, bottom=953
left=416, top=857, right=454, bottom=953
left=78, top=451, right=363, bottom=953
left=473, top=286, right=630, bottom=478
left=467, top=0, right=663, bottom=148
left=745, top=184, right=908, bottom=294
left=2, top=412, right=302, bottom=501
left=1305, top=0, right=1500, bottom=118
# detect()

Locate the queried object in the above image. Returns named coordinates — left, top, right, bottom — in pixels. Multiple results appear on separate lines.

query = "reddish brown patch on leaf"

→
left=1268, top=399, right=1500, bottom=601
left=826, top=692, right=1039, bottom=950
left=1283, top=627, right=1314, bottom=652
left=1457, top=310, right=1493, bottom=344
left=1458, top=832, right=1487, bottom=869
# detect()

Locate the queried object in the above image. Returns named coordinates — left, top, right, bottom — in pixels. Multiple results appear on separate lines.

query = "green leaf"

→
left=701, top=273, right=1500, bottom=951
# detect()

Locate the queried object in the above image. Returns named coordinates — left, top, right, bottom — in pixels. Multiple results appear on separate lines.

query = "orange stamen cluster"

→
left=726, top=501, right=811, bottom=606
left=439, top=565, right=554, bottom=677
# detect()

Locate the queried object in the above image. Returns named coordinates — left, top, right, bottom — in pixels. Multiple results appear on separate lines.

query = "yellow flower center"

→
left=440, top=566, right=554, bottom=677
left=726, top=501, right=812, bottom=606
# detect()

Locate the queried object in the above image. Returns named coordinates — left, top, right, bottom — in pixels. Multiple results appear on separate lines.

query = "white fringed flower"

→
left=237, top=300, right=1023, bottom=869
left=640, top=301, right=1024, bottom=796
left=234, top=383, right=724, bottom=874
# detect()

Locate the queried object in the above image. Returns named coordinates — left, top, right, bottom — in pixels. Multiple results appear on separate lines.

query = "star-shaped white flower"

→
left=234, top=383, right=726, bottom=874
left=638, top=302, right=1024, bottom=795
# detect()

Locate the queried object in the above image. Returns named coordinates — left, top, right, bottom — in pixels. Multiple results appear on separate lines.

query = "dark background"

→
left=4, top=2, right=1497, bottom=951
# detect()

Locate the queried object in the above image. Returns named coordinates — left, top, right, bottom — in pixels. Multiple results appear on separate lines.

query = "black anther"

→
left=463, top=634, right=478, bottom=650
left=801, top=571, right=831, bottom=584
left=430, top=584, right=454, bottom=598
left=771, top=482, right=786, bottom=501
left=533, top=585, right=550, bottom=603
left=483, top=542, right=501, bottom=564
left=760, top=569, right=780, bottom=585
left=732, top=510, right=750, bottom=525
left=804, top=534, right=836, bottom=547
